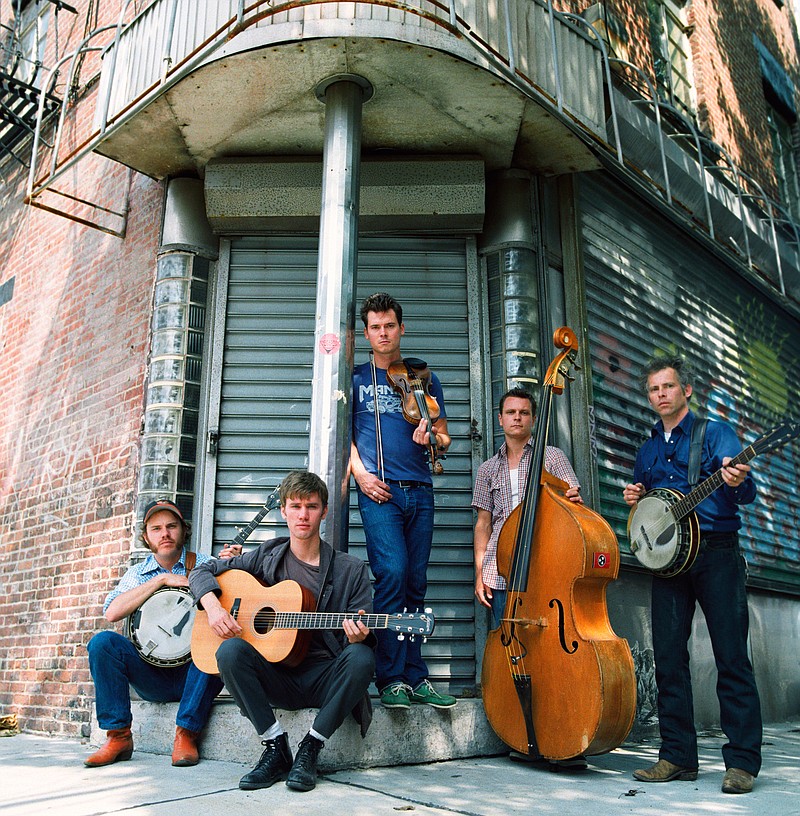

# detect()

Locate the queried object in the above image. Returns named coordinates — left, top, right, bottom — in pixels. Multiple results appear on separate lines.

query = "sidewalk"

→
left=2, top=722, right=798, bottom=816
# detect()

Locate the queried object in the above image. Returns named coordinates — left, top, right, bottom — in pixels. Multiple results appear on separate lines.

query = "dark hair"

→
left=499, top=387, right=537, bottom=415
left=640, top=355, right=694, bottom=395
left=359, top=292, right=403, bottom=327
left=279, top=470, right=329, bottom=508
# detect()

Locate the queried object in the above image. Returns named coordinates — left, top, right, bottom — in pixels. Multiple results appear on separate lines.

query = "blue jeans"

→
left=87, top=630, right=223, bottom=733
left=489, top=588, right=507, bottom=630
left=357, top=482, right=434, bottom=690
left=651, top=535, right=762, bottom=776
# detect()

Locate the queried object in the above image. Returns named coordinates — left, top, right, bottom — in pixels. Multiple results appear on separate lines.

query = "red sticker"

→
left=593, top=552, right=610, bottom=569
left=319, top=333, right=341, bottom=354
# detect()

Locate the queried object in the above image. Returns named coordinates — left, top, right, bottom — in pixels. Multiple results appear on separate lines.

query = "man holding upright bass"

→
left=623, top=355, right=762, bottom=794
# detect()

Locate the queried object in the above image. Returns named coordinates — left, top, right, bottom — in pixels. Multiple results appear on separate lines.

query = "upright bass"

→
left=481, top=327, right=636, bottom=760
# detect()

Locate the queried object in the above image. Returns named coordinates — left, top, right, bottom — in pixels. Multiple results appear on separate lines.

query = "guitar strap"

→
left=688, top=418, right=708, bottom=488
left=185, top=551, right=196, bottom=573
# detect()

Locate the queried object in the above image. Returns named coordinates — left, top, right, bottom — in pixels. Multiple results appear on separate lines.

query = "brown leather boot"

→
left=84, top=727, right=134, bottom=767
left=172, top=726, right=200, bottom=767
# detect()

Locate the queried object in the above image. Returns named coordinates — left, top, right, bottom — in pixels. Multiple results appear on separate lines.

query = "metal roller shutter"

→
left=580, top=174, right=800, bottom=593
left=210, top=234, right=477, bottom=691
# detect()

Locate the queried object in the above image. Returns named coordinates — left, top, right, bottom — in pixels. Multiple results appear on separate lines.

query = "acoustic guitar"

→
left=191, top=571, right=435, bottom=674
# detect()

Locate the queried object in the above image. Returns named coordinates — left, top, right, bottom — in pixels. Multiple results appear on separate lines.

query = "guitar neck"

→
left=230, top=494, right=280, bottom=548
left=272, top=612, right=390, bottom=630
left=673, top=444, right=756, bottom=519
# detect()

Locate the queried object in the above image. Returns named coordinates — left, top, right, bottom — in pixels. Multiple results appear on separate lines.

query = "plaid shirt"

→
left=472, top=440, right=579, bottom=590
left=102, top=548, right=211, bottom=613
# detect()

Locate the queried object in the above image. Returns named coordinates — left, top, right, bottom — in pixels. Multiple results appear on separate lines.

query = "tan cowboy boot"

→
left=84, top=727, right=134, bottom=767
left=172, top=726, right=200, bottom=766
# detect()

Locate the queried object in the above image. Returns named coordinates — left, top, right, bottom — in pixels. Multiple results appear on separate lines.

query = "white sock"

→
left=261, top=721, right=283, bottom=741
left=309, top=727, right=327, bottom=744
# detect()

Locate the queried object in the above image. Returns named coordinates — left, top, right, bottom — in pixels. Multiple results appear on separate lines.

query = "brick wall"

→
left=0, top=157, right=163, bottom=737
left=0, top=0, right=165, bottom=739
left=689, top=0, right=800, bottom=199
left=560, top=0, right=800, bottom=203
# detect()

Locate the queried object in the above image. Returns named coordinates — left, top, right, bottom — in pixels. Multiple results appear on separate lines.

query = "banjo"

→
left=628, top=421, right=799, bottom=577
left=127, top=488, right=281, bottom=666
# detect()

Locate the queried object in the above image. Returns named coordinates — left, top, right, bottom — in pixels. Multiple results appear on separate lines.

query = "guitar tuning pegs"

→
left=424, top=608, right=432, bottom=614
left=422, top=637, right=428, bottom=643
left=397, top=634, right=405, bottom=641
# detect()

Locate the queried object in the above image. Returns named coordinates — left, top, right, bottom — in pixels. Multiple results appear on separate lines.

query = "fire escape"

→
left=0, top=0, right=77, bottom=182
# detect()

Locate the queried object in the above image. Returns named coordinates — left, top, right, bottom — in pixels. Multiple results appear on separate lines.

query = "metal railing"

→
left=20, top=0, right=800, bottom=301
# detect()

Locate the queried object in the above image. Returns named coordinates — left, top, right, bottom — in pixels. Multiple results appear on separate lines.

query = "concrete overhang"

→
left=94, top=35, right=601, bottom=180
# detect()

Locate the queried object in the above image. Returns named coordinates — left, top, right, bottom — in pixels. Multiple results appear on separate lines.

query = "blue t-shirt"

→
left=352, top=361, right=446, bottom=484
left=633, top=410, right=756, bottom=533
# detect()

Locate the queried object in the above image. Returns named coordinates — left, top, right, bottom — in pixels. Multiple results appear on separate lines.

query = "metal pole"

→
left=309, top=74, right=373, bottom=550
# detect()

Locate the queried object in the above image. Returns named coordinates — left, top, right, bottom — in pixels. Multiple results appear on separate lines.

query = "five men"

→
left=85, top=499, right=235, bottom=768
left=350, top=293, right=456, bottom=710
left=623, top=356, right=761, bottom=795
left=87, top=299, right=766, bottom=798
left=189, top=471, right=375, bottom=792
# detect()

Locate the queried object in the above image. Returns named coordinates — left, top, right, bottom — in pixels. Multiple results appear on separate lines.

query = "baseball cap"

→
left=143, top=499, right=185, bottom=524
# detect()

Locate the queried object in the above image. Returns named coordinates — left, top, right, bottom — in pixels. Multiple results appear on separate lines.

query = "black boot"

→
left=239, top=733, right=293, bottom=790
left=286, top=733, right=324, bottom=792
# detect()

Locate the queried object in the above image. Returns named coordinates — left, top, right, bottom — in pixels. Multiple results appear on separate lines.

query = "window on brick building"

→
left=647, top=0, right=696, bottom=115
left=766, top=102, right=800, bottom=220
left=1, top=0, right=57, bottom=173
left=1, top=0, right=50, bottom=88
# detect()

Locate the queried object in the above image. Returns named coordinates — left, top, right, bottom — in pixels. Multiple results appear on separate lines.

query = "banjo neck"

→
left=670, top=446, right=756, bottom=521
left=670, top=420, right=800, bottom=522
left=230, top=488, right=281, bottom=549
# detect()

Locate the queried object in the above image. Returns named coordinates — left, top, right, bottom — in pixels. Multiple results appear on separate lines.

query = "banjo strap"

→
left=688, top=418, right=708, bottom=488
left=185, top=551, right=196, bottom=573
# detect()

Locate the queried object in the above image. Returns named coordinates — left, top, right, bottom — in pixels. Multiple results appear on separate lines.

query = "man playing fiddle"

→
left=350, top=292, right=457, bottom=710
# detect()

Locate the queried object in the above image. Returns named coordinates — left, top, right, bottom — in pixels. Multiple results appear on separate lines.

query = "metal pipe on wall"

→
left=309, top=74, right=373, bottom=550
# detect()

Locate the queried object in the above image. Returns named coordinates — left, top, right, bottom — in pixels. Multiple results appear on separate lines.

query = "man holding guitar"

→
left=623, top=355, right=762, bottom=794
left=85, top=499, right=240, bottom=768
left=189, top=471, right=376, bottom=793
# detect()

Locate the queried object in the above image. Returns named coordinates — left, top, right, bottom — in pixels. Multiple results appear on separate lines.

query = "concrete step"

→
left=91, top=698, right=506, bottom=772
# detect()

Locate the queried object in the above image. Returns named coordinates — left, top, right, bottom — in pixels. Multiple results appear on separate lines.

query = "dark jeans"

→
left=87, top=630, right=223, bottom=732
left=651, top=535, right=762, bottom=776
left=489, top=588, right=507, bottom=630
left=216, top=638, right=375, bottom=740
left=357, top=482, right=434, bottom=689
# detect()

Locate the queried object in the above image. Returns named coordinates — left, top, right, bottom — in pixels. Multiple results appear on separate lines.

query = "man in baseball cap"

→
left=84, top=497, right=238, bottom=768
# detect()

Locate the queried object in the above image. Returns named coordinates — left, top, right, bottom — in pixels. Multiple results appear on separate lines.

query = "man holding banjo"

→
left=84, top=499, right=240, bottom=768
left=623, top=355, right=762, bottom=795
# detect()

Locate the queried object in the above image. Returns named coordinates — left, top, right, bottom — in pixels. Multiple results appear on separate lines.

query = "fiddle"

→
left=386, top=357, right=445, bottom=475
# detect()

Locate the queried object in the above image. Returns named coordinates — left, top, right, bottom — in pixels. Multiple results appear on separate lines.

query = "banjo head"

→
left=628, top=488, right=691, bottom=573
left=127, top=587, right=196, bottom=667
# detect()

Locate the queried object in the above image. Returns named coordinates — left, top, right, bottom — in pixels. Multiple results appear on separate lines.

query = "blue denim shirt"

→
left=633, top=410, right=756, bottom=533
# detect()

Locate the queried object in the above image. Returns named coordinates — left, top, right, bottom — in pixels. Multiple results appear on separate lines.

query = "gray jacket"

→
left=189, top=537, right=375, bottom=734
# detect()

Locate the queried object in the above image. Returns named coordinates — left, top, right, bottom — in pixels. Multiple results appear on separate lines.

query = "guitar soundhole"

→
left=253, top=606, right=275, bottom=635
